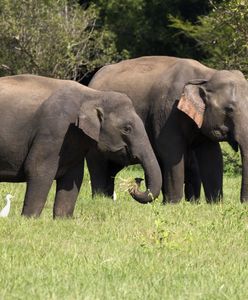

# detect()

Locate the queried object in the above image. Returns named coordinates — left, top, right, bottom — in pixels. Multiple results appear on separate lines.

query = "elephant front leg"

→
left=22, top=162, right=59, bottom=217
left=22, top=138, right=63, bottom=217
left=53, top=163, right=84, bottom=218
left=184, top=150, right=201, bottom=201
left=162, top=156, right=185, bottom=204
left=195, top=140, right=223, bottom=203
left=87, top=150, right=111, bottom=197
left=86, top=150, right=123, bottom=199
left=157, top=133, right=185, bottom=204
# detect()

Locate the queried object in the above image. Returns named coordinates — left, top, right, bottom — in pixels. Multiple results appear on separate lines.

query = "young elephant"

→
left=0, top=74, right=162, bottom=217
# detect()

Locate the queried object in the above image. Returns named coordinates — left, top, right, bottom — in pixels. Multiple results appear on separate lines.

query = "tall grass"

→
left=0, top=167, right=247, bottom=299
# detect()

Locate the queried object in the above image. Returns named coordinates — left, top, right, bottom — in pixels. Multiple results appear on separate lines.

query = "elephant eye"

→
left=122, top=125, right=132, bottom=135
left=199, top=87, right=207, bottom=103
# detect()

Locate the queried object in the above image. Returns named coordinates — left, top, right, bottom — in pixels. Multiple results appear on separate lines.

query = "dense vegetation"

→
left=0, top=0, right=119, bottom=79
left=0, top=0, right=229, bottom=79
left=171, top=0, right=248, bottom=74
left=1, top=0, right=246, bottom=76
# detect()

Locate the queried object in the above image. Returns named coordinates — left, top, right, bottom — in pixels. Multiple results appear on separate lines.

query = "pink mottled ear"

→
left=76, top=102, right=103, bottom=142
left=177, top=82, right=206, bottom=128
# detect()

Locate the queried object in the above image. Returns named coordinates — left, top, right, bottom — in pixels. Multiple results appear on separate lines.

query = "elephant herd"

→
left=0, top=56, right=247, bottom=218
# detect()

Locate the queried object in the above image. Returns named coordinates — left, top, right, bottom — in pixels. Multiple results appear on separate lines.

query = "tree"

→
left=0, top=0, right=119, bottom=79
left=170, top=0, right=248, bottom=74
left=87, top=0, right=222, bottom=60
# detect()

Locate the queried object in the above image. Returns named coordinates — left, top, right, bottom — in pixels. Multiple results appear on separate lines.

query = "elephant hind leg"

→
left=53, top=163, right=84, bottom=218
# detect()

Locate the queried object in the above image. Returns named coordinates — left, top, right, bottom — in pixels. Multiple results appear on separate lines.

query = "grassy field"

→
left=0, top=166, right=248, bottom=300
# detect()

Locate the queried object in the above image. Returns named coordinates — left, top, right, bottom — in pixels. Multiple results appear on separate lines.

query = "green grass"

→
left=0, top=167, right=248, bottom=300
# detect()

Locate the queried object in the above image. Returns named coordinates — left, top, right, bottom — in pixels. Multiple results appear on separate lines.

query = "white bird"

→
left=0, top=194, right=14, bottom=217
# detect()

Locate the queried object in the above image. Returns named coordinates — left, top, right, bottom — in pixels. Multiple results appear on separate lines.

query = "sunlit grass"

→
left=0, top=166, right=247, bottom=299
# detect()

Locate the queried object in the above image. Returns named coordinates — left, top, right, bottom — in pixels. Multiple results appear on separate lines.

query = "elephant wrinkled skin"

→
left=0, top=74, right=162, bottom=217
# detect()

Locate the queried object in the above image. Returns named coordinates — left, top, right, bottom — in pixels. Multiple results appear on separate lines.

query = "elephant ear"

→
left=76, top=101, right=104, bottom=142
left=177, top=79, right=207, bottom=128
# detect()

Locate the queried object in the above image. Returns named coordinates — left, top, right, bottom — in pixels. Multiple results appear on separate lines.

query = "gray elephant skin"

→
left=88, top=56, right=246, bottom=203
left=0, top=74, right=162, bottom=217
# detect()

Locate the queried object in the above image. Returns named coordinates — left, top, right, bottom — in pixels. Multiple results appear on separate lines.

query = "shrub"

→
left=170, top=0, right=248, bottom=74
left=222, top=143, right=241, bottom=176
left=0, top=0, right=118, bottom=79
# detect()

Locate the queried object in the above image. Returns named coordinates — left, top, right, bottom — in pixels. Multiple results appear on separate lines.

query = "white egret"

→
left=0, top=194, right=14, bottom=217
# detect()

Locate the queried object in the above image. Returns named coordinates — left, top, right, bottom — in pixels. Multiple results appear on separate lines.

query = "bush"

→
left=0, top=0, right=118, bottom=79
left=170, top=0, right=248, bottom=74
left=91, top=0, right=217, bottom=60
left=221, top=143, right=241, bottom=176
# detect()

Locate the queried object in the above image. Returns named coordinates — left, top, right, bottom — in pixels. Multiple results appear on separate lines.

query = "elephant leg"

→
left=184, top=150, right=201, bottom=201
left=105, top=161, right=123, bottom=198
left=162, top=157, right=185, bottom=204
left=195, top=140, right=223, bottom=203
left=53, top=162, right=84, bottom=218
left=22, top=160, right=58, bottom=217
left=86, top=150, right=110, bottom=197
left=157, top=133, right=185, bottom=204
left=21, top=138, right=63, bottom=217
left=159, top=146, right=185, bottom=204
left=87, top=150, right=123, bottom=199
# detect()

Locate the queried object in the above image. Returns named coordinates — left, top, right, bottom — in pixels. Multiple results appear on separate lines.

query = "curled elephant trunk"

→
left=128, top=144, right=162, bottom=203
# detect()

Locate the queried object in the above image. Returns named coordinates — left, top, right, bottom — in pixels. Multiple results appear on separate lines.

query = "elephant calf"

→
left=0, top=74, right=162, bottom=218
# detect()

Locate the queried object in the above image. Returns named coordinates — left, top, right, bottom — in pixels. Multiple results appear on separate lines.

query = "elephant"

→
left=0, top=74, right=162, bottom=217
left=88, top=56, right=247, bottom=204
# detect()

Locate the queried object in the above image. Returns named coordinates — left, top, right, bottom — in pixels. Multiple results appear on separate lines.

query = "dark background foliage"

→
left=80, top=0, right=218, bottom=60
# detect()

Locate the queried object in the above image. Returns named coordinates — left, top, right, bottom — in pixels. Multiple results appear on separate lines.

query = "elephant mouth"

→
left=210, top=127, right=239, bottom=152
left=210, top=126, right=229, bottom=141
left=124, top=146, right=135, bottom=165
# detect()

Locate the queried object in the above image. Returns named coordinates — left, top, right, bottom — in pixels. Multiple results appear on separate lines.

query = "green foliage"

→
left=0, top=0, right=119, bottom=79
left=222, top=143, right=241, bottom=176
left=170, top=0, right=248, bottom=73
left=0, top=168, right=248, bottom=299
left=0, top=0, right=228, bottom=78
left=90, top=0, right=217, bottom=59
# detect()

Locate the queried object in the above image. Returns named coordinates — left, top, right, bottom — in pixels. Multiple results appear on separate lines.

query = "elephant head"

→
left=177, top=70, right=248, bottom=201
left=77, top=90, right=162, bottom=203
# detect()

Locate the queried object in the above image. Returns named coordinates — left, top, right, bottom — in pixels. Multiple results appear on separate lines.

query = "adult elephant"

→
left=0, top=74, right=162, bottom=217
left=88, top=56, right=246, bottom=203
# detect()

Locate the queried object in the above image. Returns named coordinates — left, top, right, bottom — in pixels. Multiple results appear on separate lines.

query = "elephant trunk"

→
left=129, top=142, right=162, bottom=204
